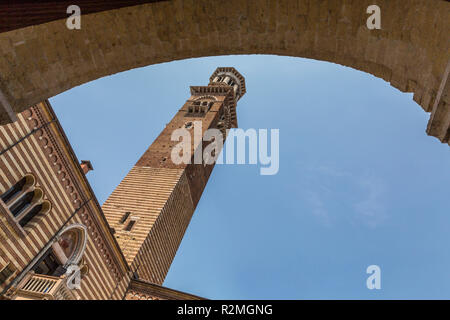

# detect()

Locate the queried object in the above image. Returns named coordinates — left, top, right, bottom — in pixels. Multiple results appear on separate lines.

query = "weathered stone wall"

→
left=0, top=0, right=448, bottom=143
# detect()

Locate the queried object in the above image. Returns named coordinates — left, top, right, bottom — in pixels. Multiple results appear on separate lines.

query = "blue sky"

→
left=50, top=55, right=450, bottom=299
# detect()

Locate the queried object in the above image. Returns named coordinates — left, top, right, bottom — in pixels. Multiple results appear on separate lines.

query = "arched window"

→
left=19, top=201, right=50, bottom=228
left=0, top=175, right=51, bottom=229
left=186, top=96, right=217, bottom=117
left=124, top=219, right=136, bottom=232
left=9, top=191, right=34, bottom=217
left=0, top=175, right=34, bottom=205
left=1, top=177, right=26, bottom=204
left=58, top=229, right=81, bottom=262
left=33, top=224, right=87, bottom=277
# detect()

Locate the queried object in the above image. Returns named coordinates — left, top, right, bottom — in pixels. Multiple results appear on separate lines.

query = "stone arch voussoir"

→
left=0, top=0, right=448, bottom=144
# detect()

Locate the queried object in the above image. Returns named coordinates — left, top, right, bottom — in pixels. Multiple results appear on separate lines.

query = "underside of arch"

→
left=0, top=0, right=448, bottom=144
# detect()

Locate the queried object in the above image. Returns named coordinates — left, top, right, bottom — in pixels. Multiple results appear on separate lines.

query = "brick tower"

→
left=102, top=67, right=246, bottom=284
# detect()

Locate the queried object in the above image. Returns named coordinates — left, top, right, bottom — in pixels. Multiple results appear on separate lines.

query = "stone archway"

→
left=0, top=0, right=448, bottom=144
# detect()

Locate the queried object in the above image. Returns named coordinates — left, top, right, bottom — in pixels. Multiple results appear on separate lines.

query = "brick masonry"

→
left=102, top=69, right=244, bottom=284
left=0, top=68, right=243, bottom=299
left=0, top=0, right=448, bottom=144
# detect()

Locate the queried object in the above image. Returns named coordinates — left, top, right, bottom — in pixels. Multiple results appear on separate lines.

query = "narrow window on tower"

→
left=120, top=212, right=131, bottom=224
left=125, top=219, right=136, bottom=232
left=18, top=200, right=50, bottom=228
left=186, top=100, right=207, bottom=117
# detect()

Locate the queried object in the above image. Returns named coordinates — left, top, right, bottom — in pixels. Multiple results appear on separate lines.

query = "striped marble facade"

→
left=0, top=101, right=129, bottom=299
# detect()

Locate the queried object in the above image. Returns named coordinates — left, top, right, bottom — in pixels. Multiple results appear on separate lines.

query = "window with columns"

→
left=0, top=175, right=51, bottom=228
left=212, top=73, right=241, bottom=99
left=186, top=96, right=216, bottom=117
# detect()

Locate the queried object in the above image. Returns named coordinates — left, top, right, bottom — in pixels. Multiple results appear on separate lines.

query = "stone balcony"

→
left=5, top=272, right=78, bottom=300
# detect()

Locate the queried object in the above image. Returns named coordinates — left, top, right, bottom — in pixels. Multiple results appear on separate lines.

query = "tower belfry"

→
left=102, top=67, right=246, bottom=284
